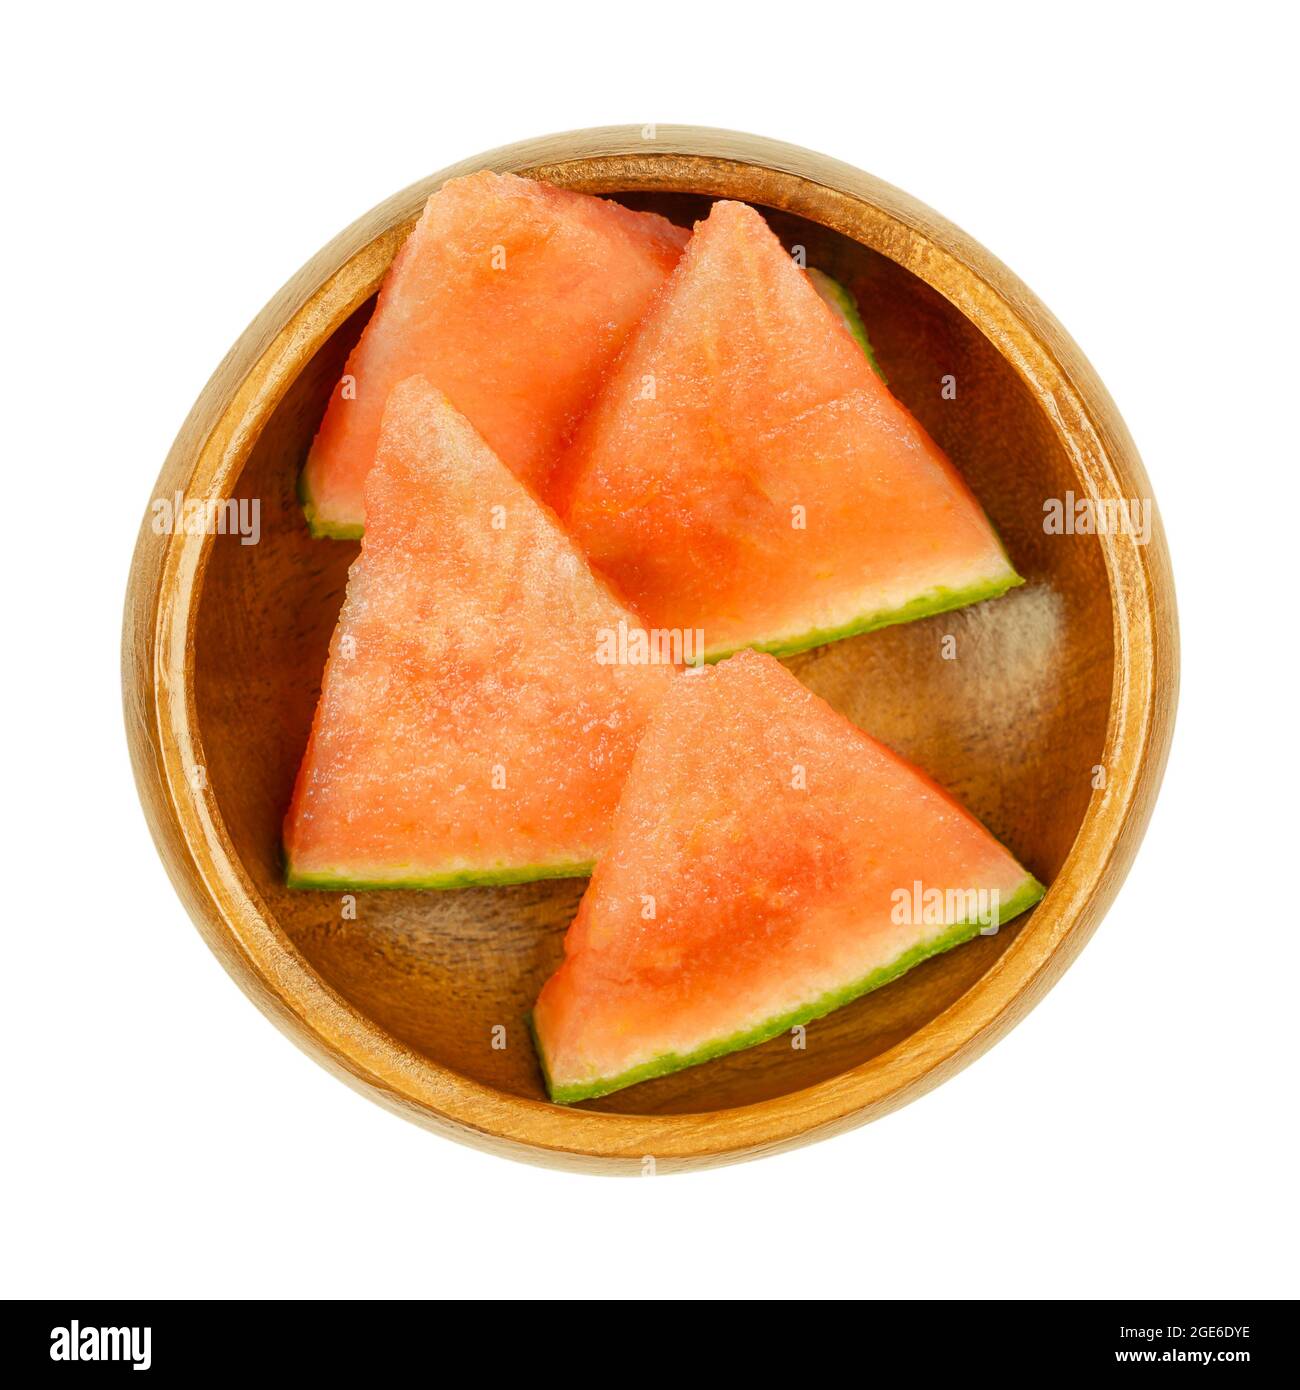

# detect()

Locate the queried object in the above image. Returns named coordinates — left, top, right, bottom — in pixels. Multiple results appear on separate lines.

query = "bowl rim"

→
left=122, top=125, right=1178, bottom=1173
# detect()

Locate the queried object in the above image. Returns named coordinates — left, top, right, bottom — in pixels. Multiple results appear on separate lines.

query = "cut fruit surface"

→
left=284, top=377, right=677, bottom=888
left=806, top=267, right=886, bottom=381
left=553, top=200, right=1021, bottom=660
left=300, top=171, right=689, bottom=537
left=532, top=649, right=1043, bottom=1103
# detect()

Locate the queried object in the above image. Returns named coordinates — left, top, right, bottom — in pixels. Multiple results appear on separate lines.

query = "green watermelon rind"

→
left=807, top=267, right=887, bottom=383
left=704, top=569, right=1025, bottom=664
left=297, top=464, right=364, bottom=541
left=534, top=872, right=1046, bottom=1105
left=285, top=858, right=595, bottom=891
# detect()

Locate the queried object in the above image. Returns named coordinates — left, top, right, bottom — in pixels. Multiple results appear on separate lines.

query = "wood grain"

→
left=122, top=126, right=1178, bottom=1171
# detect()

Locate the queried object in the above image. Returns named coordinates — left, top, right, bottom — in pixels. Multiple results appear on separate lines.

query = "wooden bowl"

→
left=122, top=127, right=1177, bottom=1172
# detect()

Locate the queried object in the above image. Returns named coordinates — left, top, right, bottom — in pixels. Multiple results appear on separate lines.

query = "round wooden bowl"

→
left=122, top=126, right=1177, bottom=1172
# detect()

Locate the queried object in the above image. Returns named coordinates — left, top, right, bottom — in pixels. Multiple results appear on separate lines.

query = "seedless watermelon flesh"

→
left=554, top=200, right=1022, bottom=660
left=807, top=267, right=887, bottom=382
left=300, top=171, right=689, bottom=537
left=284, top=377, right=677, bottom=888
left=532, top=650, right=1043, bottom=1103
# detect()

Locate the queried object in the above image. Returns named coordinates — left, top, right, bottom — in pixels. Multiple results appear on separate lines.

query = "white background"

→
left=4, top=2, right=1296, bottom=1300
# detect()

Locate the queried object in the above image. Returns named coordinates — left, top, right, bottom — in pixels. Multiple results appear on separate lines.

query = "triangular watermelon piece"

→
left=284, top=376, right=677, bottom=888
left=300, top=171, right=690, bottom=538
left=553, top=200, right=1022, bottom=660
left=532, top=649, right=1043, bottom=1102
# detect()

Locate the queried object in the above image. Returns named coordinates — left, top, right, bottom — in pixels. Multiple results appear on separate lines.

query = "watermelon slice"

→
left=300, top=171, right=690, bottom=538
left=532, top=649, right=1043, bottom=1103
left=284, top=376, right=677, bottom=889
left=553, top=200, right=1022, bottom=661
left=806, top=267, right=886, bottom=382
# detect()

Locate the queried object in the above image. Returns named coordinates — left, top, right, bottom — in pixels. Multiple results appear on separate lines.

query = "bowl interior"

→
left=192, top=189, right=1113, bottom=1117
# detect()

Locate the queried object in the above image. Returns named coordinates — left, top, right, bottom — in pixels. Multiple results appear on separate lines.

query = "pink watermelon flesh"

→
left=532, top=649, right=1043, bottom=1102
left=299, top=171, right=689, bottom=537
left=284, top=376, right=677, bottom=888
left=806, top=267, right=886, bottom=380
left=552, top=200, right=1021, bottom=660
